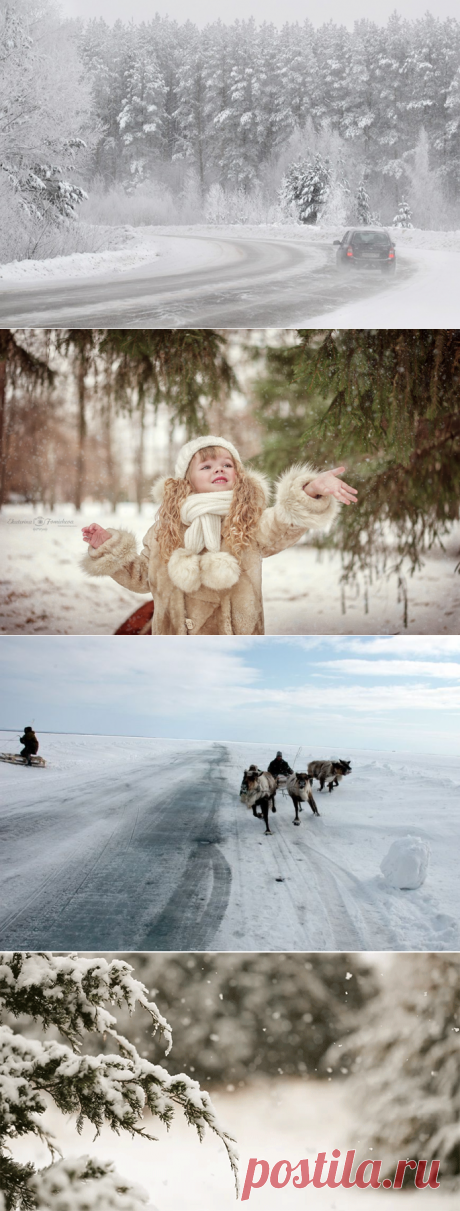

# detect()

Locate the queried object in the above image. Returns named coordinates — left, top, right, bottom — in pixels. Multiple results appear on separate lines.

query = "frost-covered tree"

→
left=392, top=197, right=413, bottom=228
left=407, top=128, right=446, bottom=230
left=280, top=154, right=330, bottom=224
left=0, top=1, right=92, bottom=231
left=332, top=954, right=460, bottom=1181
left=0, top=952, right=238, bottom=1211
left=355, top=177, right=372, bottom=224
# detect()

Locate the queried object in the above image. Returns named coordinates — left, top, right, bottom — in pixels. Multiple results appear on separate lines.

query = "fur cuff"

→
left=274, top=464, right=339, bottom=530
left=200, top=550, right=240, bottom=590
left=81, top=529, right=138, bottom=577
left=168, top=548, right=201, bottom=592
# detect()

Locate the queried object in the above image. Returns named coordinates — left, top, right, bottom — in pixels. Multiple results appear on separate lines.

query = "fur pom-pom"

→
left=168, top=548, right=201, bottom=592
left=200, top=550, right=240, bottom=590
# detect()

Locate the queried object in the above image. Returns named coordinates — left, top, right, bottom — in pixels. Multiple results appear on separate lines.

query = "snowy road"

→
left=0, top=231, right=415, bottom=327
left=1, top=734, right=459, bottom=952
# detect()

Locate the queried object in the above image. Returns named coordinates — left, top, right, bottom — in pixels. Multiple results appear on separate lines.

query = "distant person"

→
left=268, top=751, right=293, bottom=778
left=81, top=436, right=357, bottom=635
left=19, top=726, right=39, bottom=765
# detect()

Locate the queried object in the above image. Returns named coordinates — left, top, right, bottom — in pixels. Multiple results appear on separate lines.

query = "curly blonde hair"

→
left=153, top=445, right=266, bottom=562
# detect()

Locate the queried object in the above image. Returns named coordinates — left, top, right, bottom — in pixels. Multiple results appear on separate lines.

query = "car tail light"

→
left=388, top=249, right=395, bottom=259
left=346, top=247, right=353, bottom=257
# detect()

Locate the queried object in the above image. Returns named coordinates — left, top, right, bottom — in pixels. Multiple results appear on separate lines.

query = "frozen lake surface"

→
left=1, top=733, right=458, bottom=952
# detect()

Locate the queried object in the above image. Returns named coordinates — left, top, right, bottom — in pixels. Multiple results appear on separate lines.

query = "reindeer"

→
left=240, top=765, right=277, bottom=835
left=308, top=759, right=352, bottom=793
left=285, top=772, right=319, bottom=825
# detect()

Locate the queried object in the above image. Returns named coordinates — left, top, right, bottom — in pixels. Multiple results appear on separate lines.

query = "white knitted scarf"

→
left=180, top=490, right=233, bottom=552
left=168, top=489, right=240, bottom=595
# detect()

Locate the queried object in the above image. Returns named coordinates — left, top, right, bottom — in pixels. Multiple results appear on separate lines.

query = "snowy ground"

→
left=2, top=503, right=460, bottom=636
left=9, top=1078, right=457, bottom=1211
left=1, top=733, right=458, bottom=952
left=0, top=223, right=458, bottom=326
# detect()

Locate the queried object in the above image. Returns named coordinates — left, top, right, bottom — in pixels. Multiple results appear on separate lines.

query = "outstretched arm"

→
left=303, top=466, right=358, bottom=506
left=257, top=463, right=346, bottom=557
left=82, top=526, right=153, bottom=594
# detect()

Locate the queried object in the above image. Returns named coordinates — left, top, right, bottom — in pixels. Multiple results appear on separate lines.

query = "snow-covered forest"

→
left=2, top=1, right=460, bottom=265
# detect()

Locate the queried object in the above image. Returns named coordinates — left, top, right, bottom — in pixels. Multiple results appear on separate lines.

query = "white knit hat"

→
left=174, top=435, right=242, bottom=480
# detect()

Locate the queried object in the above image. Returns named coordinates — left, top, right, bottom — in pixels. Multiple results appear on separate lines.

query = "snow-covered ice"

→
left=2, top=503, right=460, bottom=636
left=9, top=1079, right=458, bottom=1211
left=1, top=733, right=458, bottom=952
left=381, top=836, right=430, bottom=890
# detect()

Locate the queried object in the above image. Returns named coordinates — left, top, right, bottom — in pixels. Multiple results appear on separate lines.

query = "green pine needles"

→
left=253, top=329, right=460, bottom=615
left=0, top=953, right=238, bottom=1211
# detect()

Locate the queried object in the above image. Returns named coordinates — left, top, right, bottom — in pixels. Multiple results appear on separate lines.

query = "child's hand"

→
left=303, top=466, right=358, bottom=506
left=82, top=523, right=112, bottom=549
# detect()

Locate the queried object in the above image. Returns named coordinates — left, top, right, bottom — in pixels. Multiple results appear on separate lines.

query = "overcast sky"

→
left=2, top=635, right=460, bottom=754
left=58, top=0, right=457, bottom=29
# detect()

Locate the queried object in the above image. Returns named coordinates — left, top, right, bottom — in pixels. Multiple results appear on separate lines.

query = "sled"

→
left=0, top=753, right=47, bottom=767
left=115, top=600, right=154, bottom=635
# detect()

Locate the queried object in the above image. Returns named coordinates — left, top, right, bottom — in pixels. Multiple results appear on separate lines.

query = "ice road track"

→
left=2, top=739, right=457, bottom=952
left=0, top=232, right=414, bottom=328
left=0, top=744, right=232, bottom=951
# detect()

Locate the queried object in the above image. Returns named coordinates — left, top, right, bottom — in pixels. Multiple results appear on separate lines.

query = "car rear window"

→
left=351, top=231, right=390, bottom=245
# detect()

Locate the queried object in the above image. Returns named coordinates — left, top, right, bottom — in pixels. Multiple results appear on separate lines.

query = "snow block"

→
left=380, top=836, right=430, bottom=890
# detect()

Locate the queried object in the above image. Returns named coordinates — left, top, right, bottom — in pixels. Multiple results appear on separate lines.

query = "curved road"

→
left=0, top=232, right=413, bottom=328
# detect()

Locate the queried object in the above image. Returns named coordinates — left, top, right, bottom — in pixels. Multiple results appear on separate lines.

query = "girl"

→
left=82, top=435, right=357, bottom=635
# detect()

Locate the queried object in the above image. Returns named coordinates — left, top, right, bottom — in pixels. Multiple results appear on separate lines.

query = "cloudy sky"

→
left=59, top=0, right=455, bottom=29
left=1, top=635, right=459, bottom=754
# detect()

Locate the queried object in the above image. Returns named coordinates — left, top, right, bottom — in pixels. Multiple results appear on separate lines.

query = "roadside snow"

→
left=2, top=504, right=460, bottom=636
left=9, top=1079, right=457, bottom=1211
left=0, top=244, right=159, bottom=282
left=0, top=734, right=458, bottom=952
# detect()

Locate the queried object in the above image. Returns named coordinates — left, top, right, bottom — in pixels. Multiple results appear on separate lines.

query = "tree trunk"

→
left=75, top=359, right=86, bottom=512
left=0, top=360, right=7, bottom=509
left=136, top=396, right=146, bottom=513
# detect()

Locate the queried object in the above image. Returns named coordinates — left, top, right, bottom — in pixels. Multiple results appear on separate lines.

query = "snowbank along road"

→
left=1, top=734, right=458, bottom=953
left=0, top=231, right=417, bottom=328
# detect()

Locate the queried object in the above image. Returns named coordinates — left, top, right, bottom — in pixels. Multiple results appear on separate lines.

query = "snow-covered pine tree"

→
left=331, top=953, right=460, bottom=1182
left=0, top=952, right=238, bottom=1211
left=280, top=154, right=331, bottom=224
left=355, top=177, right=372, bottom=224
left=393, top=197, right=413, bottom=228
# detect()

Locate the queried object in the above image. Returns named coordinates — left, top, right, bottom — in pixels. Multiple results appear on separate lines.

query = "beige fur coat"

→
left=83, top=465, right=338, bottom=635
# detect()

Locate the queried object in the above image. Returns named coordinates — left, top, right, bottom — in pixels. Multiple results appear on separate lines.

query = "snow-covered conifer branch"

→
left=0, top=952, right=239, bottom=1209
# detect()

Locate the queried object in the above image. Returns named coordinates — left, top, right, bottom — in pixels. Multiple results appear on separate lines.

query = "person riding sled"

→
left=19, top=726, right=39, bottom=765
left=268, top=751, right=293, bottom=779
left=82, top=436, right=357, bottom=636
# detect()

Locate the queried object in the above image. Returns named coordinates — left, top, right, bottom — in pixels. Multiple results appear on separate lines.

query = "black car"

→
left=334, top=228, right=396, bottom=273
